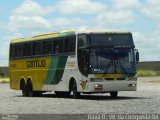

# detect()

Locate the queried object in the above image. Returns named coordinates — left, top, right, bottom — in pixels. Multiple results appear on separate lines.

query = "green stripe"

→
left=44, top=56, right=68, bottom=85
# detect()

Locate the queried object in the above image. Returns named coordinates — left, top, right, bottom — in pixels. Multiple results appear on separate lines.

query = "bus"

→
left=9, top=29, right=139, bottom=98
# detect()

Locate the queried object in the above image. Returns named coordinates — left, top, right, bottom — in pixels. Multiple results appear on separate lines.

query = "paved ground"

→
left=0, top=77, right=160, bottom=119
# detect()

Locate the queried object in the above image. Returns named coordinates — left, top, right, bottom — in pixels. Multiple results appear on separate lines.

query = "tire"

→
left=110, top=91, right=118, bottom=98
left=27, top=81, right=34, bottom=97
left=21, top=81, right=28, bottom=97
left=72, top=80, right=80, bottom=99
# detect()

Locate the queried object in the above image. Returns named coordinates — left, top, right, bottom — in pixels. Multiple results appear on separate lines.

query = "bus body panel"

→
left=9, top=54, right=81, bottom=92
left=42, top=55, right=82, bottom=91
left=10, top=57, right=52, bottom=90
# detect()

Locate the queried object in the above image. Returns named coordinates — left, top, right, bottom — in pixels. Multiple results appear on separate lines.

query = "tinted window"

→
left=53, top=39, right=64, bottom=54
left=10, top=45, right=14, bottom=58
left=78, top=34, right=87, bottom=47
left=14, top=44, right=22, bottom=57
left=43, top=40, right=53, bottom=55
left=33, top=42, right=42, bottom=56
left=23, top=43, right=32, bottom=57
left=90, top=34, right=133, bottom=46
left=65, top=37, right=76, bottom=53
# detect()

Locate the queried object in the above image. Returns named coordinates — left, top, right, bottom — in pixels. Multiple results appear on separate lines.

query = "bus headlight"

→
left=94, top=84, right=103, bottom=91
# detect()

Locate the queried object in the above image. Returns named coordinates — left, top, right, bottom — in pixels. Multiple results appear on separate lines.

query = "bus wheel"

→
left=110, top=92, right=118, bottom=98
left=21, top=82, right=28, bottom=97
left=27, top=81, right=34, bottom=97
left=72, top=80, right=80, bottom=99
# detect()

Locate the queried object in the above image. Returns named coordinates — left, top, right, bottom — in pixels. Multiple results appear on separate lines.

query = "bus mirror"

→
left=135, top=49, right=139, bottom=63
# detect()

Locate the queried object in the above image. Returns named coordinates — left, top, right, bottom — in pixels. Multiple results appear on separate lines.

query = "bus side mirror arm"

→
left=135, top=49, right=139, bottom=63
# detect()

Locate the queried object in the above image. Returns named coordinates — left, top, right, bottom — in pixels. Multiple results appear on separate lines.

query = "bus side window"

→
left=65, top=36, right=76, bottom=53
left=10, top=45, right=14, bottom=59
left=65, top=38, right=70, bottom=53
left=53, top=39, right=64, bottom=54
left=33, top=42, right=42, bottom=56
left=52, top=40, right=55, bottom=54
left=70, top=37, right=76, bottom=52
left=78, top=34, right=87, bottom=47
left=43, top=40, right=53, bottom=55
left=23, top=43, right=32, bottom=57
left=14, top=44, right=23, bottom=58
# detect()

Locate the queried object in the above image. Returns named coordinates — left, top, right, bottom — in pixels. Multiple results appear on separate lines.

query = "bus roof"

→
left=10, top=29, right=131, bottom=44
left=77, top=29, right=131, bottom=34
left=11, top=29, right=76, bottom=44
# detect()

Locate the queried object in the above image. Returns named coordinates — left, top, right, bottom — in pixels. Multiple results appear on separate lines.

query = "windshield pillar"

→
left=78, top=49, right=89, bottom=77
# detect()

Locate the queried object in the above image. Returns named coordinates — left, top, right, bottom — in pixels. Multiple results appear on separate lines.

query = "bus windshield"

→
left=89, top=34, right=133, bottom=46
left=89, top=47, right=136, bottom=74
left=78, top=33, right=136, bottom=75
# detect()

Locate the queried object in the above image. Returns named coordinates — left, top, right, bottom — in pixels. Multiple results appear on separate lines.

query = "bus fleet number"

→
left=26, top=60, right=46, bottom=68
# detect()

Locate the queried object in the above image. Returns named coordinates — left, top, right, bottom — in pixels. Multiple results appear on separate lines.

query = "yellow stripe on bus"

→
left=95, top=74, right=122, bottom=78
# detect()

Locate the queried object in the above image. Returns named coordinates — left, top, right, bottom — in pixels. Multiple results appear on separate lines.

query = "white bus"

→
left=9, top=29, right=139, bottom=98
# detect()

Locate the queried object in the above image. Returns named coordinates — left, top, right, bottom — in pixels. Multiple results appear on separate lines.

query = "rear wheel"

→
left=110, top=91, right=118, bottom=98
left=72, top=80, right=80, bottom=99
left=21, top=81, right=28, bottom=97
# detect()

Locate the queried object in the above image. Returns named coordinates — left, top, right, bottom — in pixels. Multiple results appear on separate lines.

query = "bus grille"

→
left=104, top=78, right=126, bottom=80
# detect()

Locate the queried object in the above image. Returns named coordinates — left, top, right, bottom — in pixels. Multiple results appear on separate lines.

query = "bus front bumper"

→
left=84, top=81, right=137, bottom=93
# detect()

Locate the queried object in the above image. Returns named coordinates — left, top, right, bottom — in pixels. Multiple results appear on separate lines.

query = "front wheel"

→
left=110, top=92, right=118, bottom=98
left=72, top=80, right=80, bottom=99
left=22, top=83, right=28, bottom=97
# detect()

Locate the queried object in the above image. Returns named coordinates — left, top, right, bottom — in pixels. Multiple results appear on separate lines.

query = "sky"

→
left=0, top=0, right=160, bottom=66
